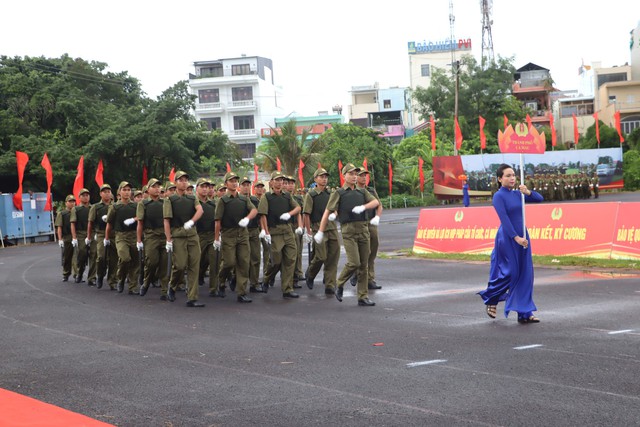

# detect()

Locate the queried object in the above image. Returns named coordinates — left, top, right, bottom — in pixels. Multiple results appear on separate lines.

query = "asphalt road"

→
left=1, top=193, right=639, bottom=426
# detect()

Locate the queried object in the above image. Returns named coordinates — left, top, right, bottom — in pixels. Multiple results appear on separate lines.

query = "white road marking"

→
left=513, top=344, right=543, bottom=350
left=608, top=329, right=634, bottom=335
left=406, top=359, right=447, bottom=368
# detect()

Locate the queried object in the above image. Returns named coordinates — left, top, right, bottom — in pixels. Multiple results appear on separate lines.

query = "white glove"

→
left=295, top=227, right=303, bottom=235
left=85, top=237, right=91, bottom=246
left=280, top=213, right=291, bottom=221
left=370, top=215, right=380, bottom=226
left=58, top=240, right=65, bottom=248
left=259, top=229, right=266, bottom=240
left=165, top=241, right=173, bottom=252
left=352, top=205, right=366, bottom=214
left=328, top=213, right=337, bottom=222
left=238, top=217, right=249, bottom=228
left=183, top=220, right=194, bottom=230
left=213, top=239, right=221, bottom=250
left=264, top=234, right=272, bottom=245
left=71, top=239, right=78, bottom=248
left=124, top=218, right=136, bottom=226
left=314, top=231, right=324, bottom=244
left=101, top=215, right=108, bottom=222
left=104, top=239, right=110, bottom=247
left=303, top=232, right=313, bottom=244
left=136, top=241, right=144, bottom=250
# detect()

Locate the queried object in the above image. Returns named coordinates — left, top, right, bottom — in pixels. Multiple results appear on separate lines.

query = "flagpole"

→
left=520, top=153, right=526, bottom=240
left=22, top=194, right=27, bottom=245
left=0, top=223, right=4, bottom=248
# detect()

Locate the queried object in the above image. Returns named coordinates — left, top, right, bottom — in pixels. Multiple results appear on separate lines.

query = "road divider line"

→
left=608, top=329, right=634, bottom=335
left=406, top=359, right=447, bottom=368
left=513, top=344, right=543, bottom=350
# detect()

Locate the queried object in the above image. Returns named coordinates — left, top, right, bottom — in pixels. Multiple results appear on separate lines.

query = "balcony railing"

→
left=195, top=102, right=223, bottom=112
left=228, top=100, right=256, bottom=110
left=229, top=129, right=257, bottom=139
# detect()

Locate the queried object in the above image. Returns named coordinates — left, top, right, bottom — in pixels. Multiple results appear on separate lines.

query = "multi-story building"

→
left=260, top=113, right=343, bottom=143
left=512, top=62, right=554, bottom=129
left=348, top=83, right=408, bottom=144
left=188, top=55, right=285, bottom=160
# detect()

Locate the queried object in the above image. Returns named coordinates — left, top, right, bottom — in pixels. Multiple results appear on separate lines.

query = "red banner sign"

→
left=414, top=202, right=640, bottom=260
left=498, top=123, right=546, bottom=154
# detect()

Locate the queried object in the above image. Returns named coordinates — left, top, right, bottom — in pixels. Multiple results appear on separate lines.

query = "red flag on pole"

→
left=276, top=157, right=282, bottom=172
left=226, top=162, right=232, bottom=173
left=298, top=159, right=305, bottom=189
left=593, top=112, right=600, bottom=148
left=525, top=114, right=533, bottom=129
left=13, top=151, right=29, bottom=211
left=73, top=156, right=84, bottom=205
left=388, top=160, right=393, bottom=196
left=430, top=115, right=436, bottom=151
left=254, top=163, right=259, bottom=182
left=503, top=114, right=508, bottom=129
left=549, top=113, right=557, bottom=147
left=142, top=165, right=148, bottom=185
left=95, top=159, right=104, bottom=188
left=338, top=160, right=345, bottom=186
left=572, top=114, right=579, bottom=147
left=418, top=157, right=424, bottom=193
left=317, top=162, right=322, bottom=169
left=169, top=168, right=175, bottom=182
left=614, top=111, right=625, bottom=143
left=362, top=157, right=370, bottom=186
left=40, top=153, right=53, bottom=211
left=454, top=117, right=463, bottom=151
left=479, top=116, right=486, bottom=150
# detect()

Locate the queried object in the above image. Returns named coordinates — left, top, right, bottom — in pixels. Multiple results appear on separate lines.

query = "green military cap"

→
left=133, top=190, right=143, bottom=197
left=240, top=176, right=251, bottom=184
left=285, top=175, right=296, bottom=182
left=341, top=162, right=360, bottom=175
left=357, top=167, right=370, bottom=175
left=223, top=171, right=239, bottom=182
left=164, top=181, right=176, bottom=190
left=65, top=194, right=76, bottom=202
left=271, top=170, right=284, bottom=180
left=313, top=168, right=329, bottom=178
left=186, top=181, right=194, bottom=189
left=254, top=180, right=265, bottom=187
left=78, top=188, right=90, bottom=195
left=118, top=181, right=132, bottom=190
left=147, top=178, right=161, bottom=188
left=195, top=177, right=211, bottom=187
left=99, top=184, right=112, bottom=192
left=174, top=170, right=189, bottom=181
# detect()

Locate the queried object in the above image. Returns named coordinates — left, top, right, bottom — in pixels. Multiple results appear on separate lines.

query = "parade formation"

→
left=54, top=164, right=382, bottom=308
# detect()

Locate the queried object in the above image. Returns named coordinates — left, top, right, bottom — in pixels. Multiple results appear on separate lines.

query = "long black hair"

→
left=496, top=163, right=513, bottom=188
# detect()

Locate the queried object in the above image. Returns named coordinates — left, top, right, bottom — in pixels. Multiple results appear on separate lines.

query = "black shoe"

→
left=87, top=280, right=96, bottom=287
left=62, top=275, right=69, bottom=282
left=368, top=282, right=382, bottom=290
left=117, top=279, right=125, bottom=293
left=209, top=289, right=225, bottom=298
left=75, top=275, right=84, bottom=283
left=292, top=282, right=302, bottom=289
left=358, top=298, right=375, bottom=306
left=350, top=275, right=357, bottom=287
left=151, top=281, right=159, bottom=288
left=335, top=287, right=343, bottom=302
left=283, top=292, right=299, bottom=299
left=306, top=276, right=314, bottom=290
left=128, top=290, right=136, bottom=295
left=160, top=295, right=167, bottom=301
left=249, top=286, right=264, bottom=293
left=325, top=287, right=335, bottom=295
left=186, top=300, right=205, bottom=308
left=139, top=285, right=149, bottom=296
left=229, top=277, right=236, bottom=292
left=167, top=288, right=176, bottom=302
left=96, top=277, right=103, bottom=289
left=237, top=295, right=252, bottom=303
left=198, top=278, right=204, bottom=287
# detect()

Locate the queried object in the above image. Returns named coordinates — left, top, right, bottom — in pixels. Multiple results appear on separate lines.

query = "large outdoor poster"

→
left=433, top=148, right=624, bottom=198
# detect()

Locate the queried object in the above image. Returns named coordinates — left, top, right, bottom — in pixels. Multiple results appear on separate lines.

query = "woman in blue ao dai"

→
left=478, top=164, right=543, bottom=323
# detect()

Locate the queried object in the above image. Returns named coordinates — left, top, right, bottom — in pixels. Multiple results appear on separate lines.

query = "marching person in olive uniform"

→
left=70, top=188, right=94, bottom=285
left=303, top=168, right=339, bottom=295
left=258, top=171, right=301, bottom=298
left=253, top=181, right=271, bottom=286
left=195, top=177, right=218, bottom=294
left=55, top=195, right=76, bottom=281
left=239, top=176, right=264, bottom=293
left=315, top=163, right=380, bottom=306
left=136, top=178, right=169, bottom=299
left=164, top=170, right=204, bottom=307
left=591, top=172, right=599, bottom=199
left=215, top=172, right=258, bottom=303
left=105, top=181, right=140, bottom=294
left=88, top=184, right=117, bottom=290
left=288, top=177, right=306, bottom=283
left=352, top=167, right=382, bottom=290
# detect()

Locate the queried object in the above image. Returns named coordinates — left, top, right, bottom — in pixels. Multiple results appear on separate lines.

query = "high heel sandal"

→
left=486, top=305, right=497, bottom=319
left=517, top=315, right=540, bottom=324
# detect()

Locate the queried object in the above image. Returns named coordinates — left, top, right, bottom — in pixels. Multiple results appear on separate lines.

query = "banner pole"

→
left=22, top=209, right=27, bottom=245
left=520, top=153, right=526, bottom=239
left=0, top=224, right=4, bottom=248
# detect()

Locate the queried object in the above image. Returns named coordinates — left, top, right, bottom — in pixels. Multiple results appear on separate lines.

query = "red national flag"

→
left=73, top=156, right=84, bottom=205
left=13, top=151, right=29, bottom=211
left=614, top=111, right=625, bottom=143
left=95, top=159, right=104, bottom=187
left=169, top=167, right=175, bottom=182
left=338, top=160, right=345, bottom=186
left=40, top=153, right=53, bottom=211
left=418, top=156, right=424, bottom=193
left=572, top=114, right=579, bottom=146
left=226, top=162, right=232, bottom=173
left=593, top=112, right=600, bottom=147
left=142, top=165, right=148, bottom=185
left=503, top=114, right=509, bottom=129
left=549, top=113, right=557, bottom=147
left=252, top=163, right=259, bottom=194
left=454, top=116, right=463, bottom=151
left=479, top=116, right=486, bottom=150
left=362, top=157, right=369, bottom=186
left=298, top=159, right=305, bottom=188
left=317, top=162, right=322, bottom=169
left=525, top=114, right=533, bottom=129
left=276, top=157, right=282, bottom=172
left=430, top=115, right=436, bottom=151
left=388, top=160, right=393, bottom=196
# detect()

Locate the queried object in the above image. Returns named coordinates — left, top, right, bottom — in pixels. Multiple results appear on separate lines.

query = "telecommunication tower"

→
left=481, top=0, right=495, bottom=69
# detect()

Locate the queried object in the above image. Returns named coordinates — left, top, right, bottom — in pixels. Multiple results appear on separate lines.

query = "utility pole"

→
left=449, top=0, right=459, bottom=155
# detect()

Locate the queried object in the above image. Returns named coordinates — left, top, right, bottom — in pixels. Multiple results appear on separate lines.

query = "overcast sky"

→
left=3, top=0, right=639, bottom=117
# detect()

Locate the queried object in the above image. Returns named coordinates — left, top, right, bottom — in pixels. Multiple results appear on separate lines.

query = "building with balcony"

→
left=348, top=84, right=408, bottom=144
left=512, top=63, right=555, bottom=128
left=189, top=55, right=285, bottom=159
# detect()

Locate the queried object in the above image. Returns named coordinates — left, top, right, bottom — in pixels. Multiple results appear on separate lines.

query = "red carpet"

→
left=0, top=388, right=114, bottom=427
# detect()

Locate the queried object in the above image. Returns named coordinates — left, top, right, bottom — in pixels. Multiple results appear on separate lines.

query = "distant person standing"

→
left=70, top=188, right=93, bottom=284
left=478, top=164, right=543, bottom=324
left=55, top=195, right=76, bottom=282
left=88, top=184, right=117, bottom=290
left=462, top=180, right=470, bottom=207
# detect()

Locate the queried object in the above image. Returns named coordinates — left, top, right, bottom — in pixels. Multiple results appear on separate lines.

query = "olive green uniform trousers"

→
left=337, top=221, right=370, bottom=300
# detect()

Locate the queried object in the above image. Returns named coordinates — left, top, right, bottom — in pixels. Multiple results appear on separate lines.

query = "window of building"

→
left=198, top=89, right=219, bottom=104
left=200, top=66, right=223, bottom=78
left=597, top=72, right=627, bottom=88
left=383, top=99, right=391, bottom=109
left=609, top=95, right=617, bottom=103
left=421, top=64, right=430, bottom=77
left=237, top=143, right=256, bottom=159
left=232, top=64, right=251, bottom=76
left=232, top=86, right=253, bottom=101
left=200, top=117, right=221, bottom=131
left=234, top=115, right=254, bottom=130
left=560, top=105, right=577, bottom=118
